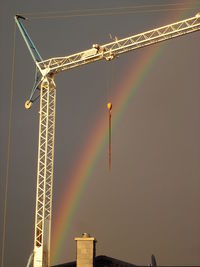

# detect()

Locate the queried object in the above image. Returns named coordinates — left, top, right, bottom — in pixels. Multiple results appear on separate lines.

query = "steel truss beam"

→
left=37, top=14, right=200, bottom=76
left=33, top=76, right=56, bottom=267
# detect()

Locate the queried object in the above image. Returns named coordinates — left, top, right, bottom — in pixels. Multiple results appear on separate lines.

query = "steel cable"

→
left=1, top=22, right=16, bottom=267
left=19, top=3, right=200, bottom=20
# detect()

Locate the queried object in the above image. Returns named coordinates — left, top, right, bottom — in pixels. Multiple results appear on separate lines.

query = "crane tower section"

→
left=34, top=76, right=56, bottom=266
left=15, top=16, right=56, bottom=267
left=15, top=11, right=200, bottom=267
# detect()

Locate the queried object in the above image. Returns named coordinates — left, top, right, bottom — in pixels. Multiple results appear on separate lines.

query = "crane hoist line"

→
left=15, top=12, right=200, bottom=267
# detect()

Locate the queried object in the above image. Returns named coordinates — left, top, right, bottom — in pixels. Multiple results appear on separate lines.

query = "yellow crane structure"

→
left=15, top=12, right=200, bottom=267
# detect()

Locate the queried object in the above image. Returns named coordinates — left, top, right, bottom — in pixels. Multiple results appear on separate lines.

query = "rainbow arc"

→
left=50, top=1, right=198, bottom=264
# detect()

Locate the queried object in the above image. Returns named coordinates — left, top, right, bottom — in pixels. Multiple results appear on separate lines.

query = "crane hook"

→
left=25, top=100, right=32, bottom=110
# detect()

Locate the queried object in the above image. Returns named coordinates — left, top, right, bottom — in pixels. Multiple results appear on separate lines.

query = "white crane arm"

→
left=37, top=13, right=200, bottom=76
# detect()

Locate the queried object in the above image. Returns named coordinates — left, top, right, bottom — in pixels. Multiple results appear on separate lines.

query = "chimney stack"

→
left=75, top=233, right=96, bottom=267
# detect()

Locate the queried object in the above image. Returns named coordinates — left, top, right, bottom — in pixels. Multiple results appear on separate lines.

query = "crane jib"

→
left=37, top=13, right=200, bottom=75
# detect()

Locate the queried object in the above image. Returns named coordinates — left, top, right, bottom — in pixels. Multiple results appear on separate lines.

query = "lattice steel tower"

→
left=15, top=12, right=200, bottom=267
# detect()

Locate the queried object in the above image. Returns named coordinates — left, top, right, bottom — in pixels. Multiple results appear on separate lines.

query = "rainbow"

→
left=51, top=1, right=197, bottom=264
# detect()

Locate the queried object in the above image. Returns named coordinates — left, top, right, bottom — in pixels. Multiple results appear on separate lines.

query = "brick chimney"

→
left=75, top=233, right=96, bottom=267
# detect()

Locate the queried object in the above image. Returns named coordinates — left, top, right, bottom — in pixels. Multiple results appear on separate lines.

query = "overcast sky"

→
left=1, top=0, right=200, bottom=266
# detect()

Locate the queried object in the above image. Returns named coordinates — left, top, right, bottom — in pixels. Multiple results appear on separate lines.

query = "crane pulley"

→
left=15, top=11, right=200, bottom=267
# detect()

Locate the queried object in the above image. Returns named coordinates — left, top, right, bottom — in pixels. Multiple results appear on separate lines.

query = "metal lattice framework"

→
left=36, top=14, right=200, bottom=76
left=34, top=77, right=56, bottom=267
left=14, top=11, right=200, bottom=267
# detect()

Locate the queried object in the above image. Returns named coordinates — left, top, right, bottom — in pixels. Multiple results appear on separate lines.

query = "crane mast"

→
left=15, top=12, right=200, bottom=267
left=34, top=76, right=56, bottom=266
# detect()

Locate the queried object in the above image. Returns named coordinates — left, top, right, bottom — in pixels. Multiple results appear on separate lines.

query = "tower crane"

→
left=15, top=11, right=200, bottom=267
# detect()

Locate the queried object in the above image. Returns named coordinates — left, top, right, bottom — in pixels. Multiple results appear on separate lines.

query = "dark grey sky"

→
left=1, top=0, right=200, bottom=266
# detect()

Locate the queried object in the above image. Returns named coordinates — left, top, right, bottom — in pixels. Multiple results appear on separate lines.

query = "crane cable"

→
left=20, top=3, right=199, bottom=20
left=23, top=2, right=192, bottom=15
left=106, top=61, right=114, bottom=171
left=107, top=102, right=112, bottom=171
left=1, top=22, right=16, bottom=267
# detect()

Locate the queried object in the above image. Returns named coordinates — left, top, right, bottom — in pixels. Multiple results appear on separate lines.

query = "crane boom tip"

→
left=15, top=14, right=27, bottom=20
